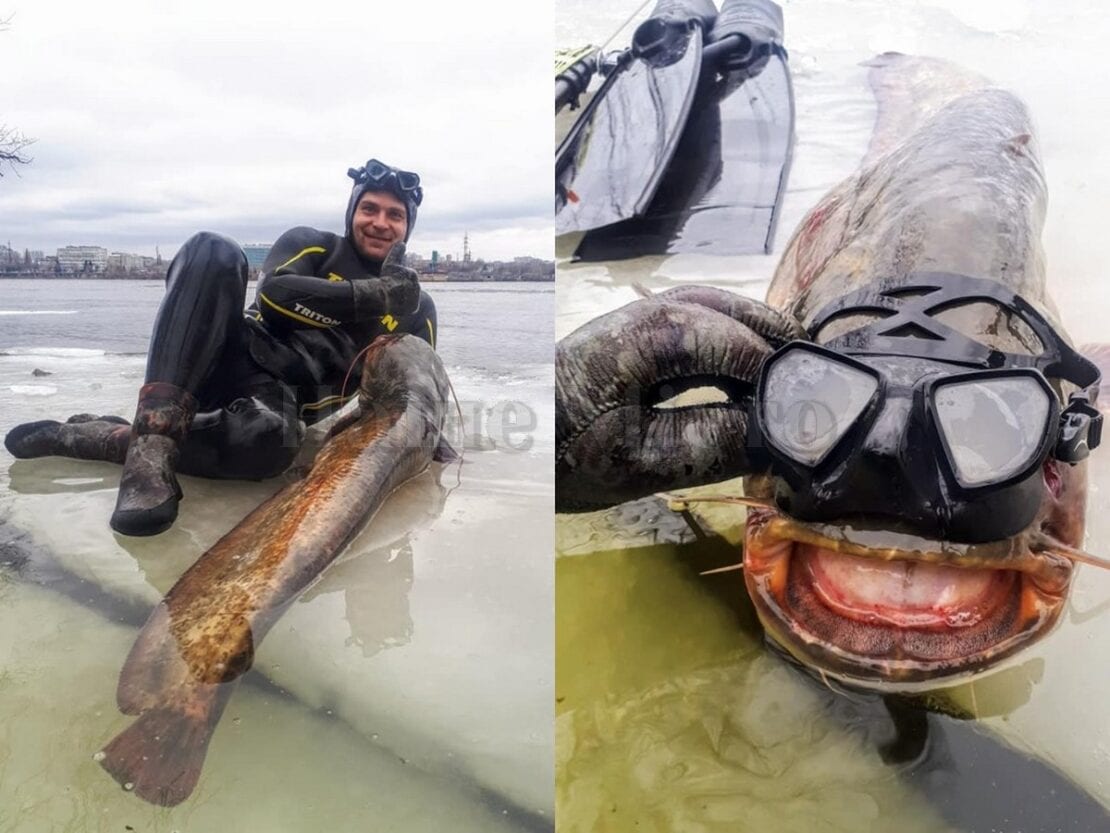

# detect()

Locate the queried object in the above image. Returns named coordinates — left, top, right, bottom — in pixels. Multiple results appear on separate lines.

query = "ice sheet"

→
left=0, top=343, right=554, bottom=821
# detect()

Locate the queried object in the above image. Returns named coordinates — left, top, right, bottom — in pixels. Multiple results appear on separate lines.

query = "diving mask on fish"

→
left=749, top=274, right=1102, bottom=543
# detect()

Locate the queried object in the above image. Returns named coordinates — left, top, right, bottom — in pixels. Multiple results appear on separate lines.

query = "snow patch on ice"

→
left=0, top=347, right=107, bottom=358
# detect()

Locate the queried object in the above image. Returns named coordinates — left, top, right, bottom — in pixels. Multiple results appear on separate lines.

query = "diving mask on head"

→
left=749, top=274, right=1102, bottom=543
left=344, top=158, right=423, bottom=245
left=347, top=159, right=424, bottom=203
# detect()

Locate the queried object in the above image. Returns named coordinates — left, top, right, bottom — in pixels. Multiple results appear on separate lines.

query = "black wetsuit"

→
left=151, top=229, right=436, bottom=480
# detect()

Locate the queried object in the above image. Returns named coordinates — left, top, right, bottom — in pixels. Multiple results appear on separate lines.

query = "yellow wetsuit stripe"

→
left=258, top=292, right=328, bottom=328
left=427, top=317, right=435, bottom=349
left=327, top=272, right=345, bottom=282
left=275, top=246, right=326, bottom=272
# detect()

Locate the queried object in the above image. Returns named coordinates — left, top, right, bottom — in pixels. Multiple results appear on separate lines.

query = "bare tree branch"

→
left=0, top=126, right=32, bottom=174
left=0, top=13, right=33, bottom=175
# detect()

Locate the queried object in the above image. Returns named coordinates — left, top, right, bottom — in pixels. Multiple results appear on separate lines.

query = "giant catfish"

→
left=98, top=333, right=453, bottom=805
left=555, top=54, right=1103, bottom=690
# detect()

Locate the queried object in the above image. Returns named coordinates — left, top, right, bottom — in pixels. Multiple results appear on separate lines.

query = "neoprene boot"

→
left=4, top=413, right=131, bottom=462
left=110, top=382, right=198, bottom=537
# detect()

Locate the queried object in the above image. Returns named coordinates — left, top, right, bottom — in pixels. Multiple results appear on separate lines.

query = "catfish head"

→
left=736, top=277, right=1102, bottom=690
left=555, top=283, right=1103, bottom=692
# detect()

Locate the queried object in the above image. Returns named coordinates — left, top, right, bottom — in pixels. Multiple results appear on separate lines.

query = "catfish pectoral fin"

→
left=99, top=685, right=233, bottom=807
left=557, top=293, right=793, bottom=512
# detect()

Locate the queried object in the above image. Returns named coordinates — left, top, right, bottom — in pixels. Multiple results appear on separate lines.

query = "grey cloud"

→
left=0, top=0, right=551, bottom=261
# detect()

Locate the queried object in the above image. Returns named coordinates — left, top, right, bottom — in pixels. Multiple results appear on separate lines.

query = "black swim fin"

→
left=574, top=0, right=796, bottom=260
left=555, top=0, right=718, bottom=236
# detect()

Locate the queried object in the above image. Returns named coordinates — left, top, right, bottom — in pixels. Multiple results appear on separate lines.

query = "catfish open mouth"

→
left=741, top=509, right=1074, bottom=689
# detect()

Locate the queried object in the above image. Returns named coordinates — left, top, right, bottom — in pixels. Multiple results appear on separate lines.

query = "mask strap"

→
left=808, top=272, right=1102, bottom=462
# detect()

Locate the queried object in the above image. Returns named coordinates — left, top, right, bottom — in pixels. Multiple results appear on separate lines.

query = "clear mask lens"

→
left=362, top=159, right=421, bottom=197
left=762, top=349, right=879, bottom=465
left=364, top=159, right=391, bottom=180
left=397, top=171, right=421, bottom=190
left=934, top=376, right=1052, bottom=486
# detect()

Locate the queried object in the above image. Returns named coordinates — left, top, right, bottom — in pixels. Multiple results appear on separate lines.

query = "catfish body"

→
left=770, top=54, right=1053, bottom=332
left=99, top=334, right=451, bottom=805
left=744, top=55, right=1088, bottom=686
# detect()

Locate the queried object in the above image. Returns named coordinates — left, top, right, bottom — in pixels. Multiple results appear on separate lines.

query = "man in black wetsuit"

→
left=5, top=158, right=436, bottom=537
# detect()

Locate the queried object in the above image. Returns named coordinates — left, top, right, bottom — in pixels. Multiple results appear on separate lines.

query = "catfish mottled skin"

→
left=99, top=334, right=451, bottom=806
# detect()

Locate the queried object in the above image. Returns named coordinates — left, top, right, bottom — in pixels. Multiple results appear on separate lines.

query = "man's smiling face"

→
left=350, top=190, right=408, bottom=261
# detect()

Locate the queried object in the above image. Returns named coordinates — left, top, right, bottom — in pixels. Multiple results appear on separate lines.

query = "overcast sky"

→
left=0, top=0, right=552, bottom=262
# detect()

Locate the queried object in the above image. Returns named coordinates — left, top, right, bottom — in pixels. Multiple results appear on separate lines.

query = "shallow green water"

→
left=555, top=501, right=1110, bottom=832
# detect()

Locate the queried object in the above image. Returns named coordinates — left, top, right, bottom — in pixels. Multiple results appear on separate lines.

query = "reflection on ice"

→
left=8, top=458, right=122, bottom=494
left=301, top=537, right=418, bottom=657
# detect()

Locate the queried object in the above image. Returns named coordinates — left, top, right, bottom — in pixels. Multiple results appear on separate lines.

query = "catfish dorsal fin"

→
left=1006, top=133, right=1033, bottom=156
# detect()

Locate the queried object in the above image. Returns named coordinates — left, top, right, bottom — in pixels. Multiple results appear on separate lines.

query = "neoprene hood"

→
left=345, top=159, right=422, bottom=246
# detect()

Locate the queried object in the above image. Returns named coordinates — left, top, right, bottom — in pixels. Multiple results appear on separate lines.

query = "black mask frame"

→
left=347, top=159, right=424, bottom=206
left=746, top=273, right=1103, bottom=542
left=808, top=273, right=1099, bottom=459
left=755, top=341, right=1061, bottom=492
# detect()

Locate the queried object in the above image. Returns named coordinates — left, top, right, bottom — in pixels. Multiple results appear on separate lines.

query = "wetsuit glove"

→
left=352, top=242, right=420, bottom=320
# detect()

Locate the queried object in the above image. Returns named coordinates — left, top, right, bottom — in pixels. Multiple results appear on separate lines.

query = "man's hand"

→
left=352, top=242, right=421, bottom=320
left=380, top=242, right=420, bottom=313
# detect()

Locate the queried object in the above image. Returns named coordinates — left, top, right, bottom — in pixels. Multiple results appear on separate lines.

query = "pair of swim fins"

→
left=555, top=0, right=794, bottom=260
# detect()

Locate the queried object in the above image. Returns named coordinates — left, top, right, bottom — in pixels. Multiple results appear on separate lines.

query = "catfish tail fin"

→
left=99, top=685, right=234, bottom=806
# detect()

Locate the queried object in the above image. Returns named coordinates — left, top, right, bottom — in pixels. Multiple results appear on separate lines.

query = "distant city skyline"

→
left=0, top=221, right=549, bottom=263
left=0, top=238, right=554, bottom=279
left=0, top=235, right=548, bottom=265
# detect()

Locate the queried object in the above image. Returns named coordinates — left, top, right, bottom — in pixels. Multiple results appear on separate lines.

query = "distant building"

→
left=242, top=244, right=272, bottom=271
left=108, top=252, right=145, bottom=272
left=57, top=245, right=109, bottom=273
